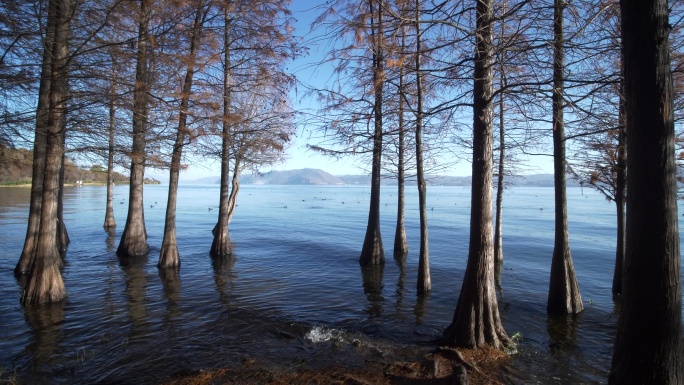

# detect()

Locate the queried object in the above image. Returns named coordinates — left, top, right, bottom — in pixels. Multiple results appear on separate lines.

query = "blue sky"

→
left=170, top=0, right=554, bottom=182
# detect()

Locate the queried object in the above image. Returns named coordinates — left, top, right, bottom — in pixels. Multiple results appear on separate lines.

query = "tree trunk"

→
left=359, top=0, right=385, bottom=266
left=494, top=89, right=505, bottom=287
left=612, top=78, right=627, bottom=299
left=104, top=83, right=117, bottom=229
left=494, top=8, right=506, bottom=269
left=442, top=0, right=508, bottom=349
left=609, top=0, right=683, bottom=382
left=57, top=148, right=69, bottom=255
left=117, top=0, right=154, bottom=258
left=415, top=0, right=430, bottom=294
left=15, top=5, right=56, bottom=276
left=393, top=30, right=408, bottom=260
left=547, top=0, right=583, bottom=315
left=211, top=2, right=234, bottom=259
left=159, top=0, right=206, bottom=268
left=22, top=0, right=71, bottom=305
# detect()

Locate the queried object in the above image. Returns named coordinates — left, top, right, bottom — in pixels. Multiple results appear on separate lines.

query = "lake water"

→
left=0, top=183, right=682, bottom=384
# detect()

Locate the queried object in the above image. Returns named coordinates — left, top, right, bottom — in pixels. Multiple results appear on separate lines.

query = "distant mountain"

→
left=185, top=168, right=575, bottom=187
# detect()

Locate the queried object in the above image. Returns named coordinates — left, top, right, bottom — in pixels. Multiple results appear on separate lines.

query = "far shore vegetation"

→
left=0, top=147, right=159, bottom=186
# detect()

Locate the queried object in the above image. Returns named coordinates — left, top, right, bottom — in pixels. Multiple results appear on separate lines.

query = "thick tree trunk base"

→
left=547, top=247, right=583, bottom=314
left=117, top=231, right=149, bottom=258
left=158, top=240, right=180, bottom=268
left=104, top=211, right=116, bottom=229
left=22, top=247, right=66, bottom=305
left=211, top=228, right=233, bottom=258
left=360, top=227, right=384, bottom=266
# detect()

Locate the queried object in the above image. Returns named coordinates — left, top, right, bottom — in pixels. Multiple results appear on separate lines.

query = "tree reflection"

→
left=212, top=255, right=236, bottom=306
left=361, top=265, right=384, bottom=317
left=547, top=313, right=580, bottom=354
left=414, top=293, right=430, bottom=324
left=394, top=253, right=407, bottom=313
left=159, top=267, right=180, bottom=319
left=118, top=255, right=149, bottom=330
left=105, top=227, right=117, bottom=252
left=22, top=301, right=65, bottom=365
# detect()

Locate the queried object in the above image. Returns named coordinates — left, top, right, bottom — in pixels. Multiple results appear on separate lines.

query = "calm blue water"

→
left=0, top=184, right=681, bottom=384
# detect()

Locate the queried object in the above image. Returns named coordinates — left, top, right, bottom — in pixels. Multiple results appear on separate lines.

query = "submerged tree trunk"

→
left=609, top=0, right=683, bottom=382
left=359, top=0, right=385, bottom=266
left=22, top=0, right=71, bottom=305
left=547, top=0, right=583, bottom=315
left=211, top=3, right=234, bottom=259
left=117, top=0, right=153, bottom=258
left=104, top=83, right=117, bottom=229
left=159, top=0, right=206, bottom=268
left=442, top=0, right=508, bottom=349
left=415, top=0, right=430, bottom=294
left=15, top=6, right=56, bottom=276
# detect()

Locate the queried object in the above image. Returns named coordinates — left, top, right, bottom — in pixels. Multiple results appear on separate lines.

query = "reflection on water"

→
left=105, top=228, right=116, bottom=252
left=1, top=185, right=680, bottom=384
left=22, top=302, right=65, bottom=365
left=414, top=294, right=430, bottom=325
left=212, top=255, right=236, bottom=306
left=361, top=265, right=384, bottom=317
left=119, top=255, right=149, bottom=332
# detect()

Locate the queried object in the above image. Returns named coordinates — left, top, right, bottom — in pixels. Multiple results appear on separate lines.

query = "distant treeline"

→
left=0, top=147, right=159, bottom=185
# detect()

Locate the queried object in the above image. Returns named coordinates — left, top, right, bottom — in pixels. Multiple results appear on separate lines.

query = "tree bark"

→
left=612, top=78, right=626, bottom=299
left=547, top=0, right=583, bottom=315
left=15, top=4, right=56, bottom=276
left=211, top=1, right=234, bottom=259
left=494, top=3, right=506, bottom=270
left=609, top=0, right=683, bottom=382
left=57, top=146, right=69, bottom=255
left=22, top=0, right=71, bottom=305
left=442, top=0, right=508, bottom=349
left=159, top=0, right=206, bottom=268
left=104, top=80, right=117, bottom=229
left=359, top=0, right=385, bottom=267
left=415, top=0, right=430, bottom=294
left=117, top=0, right=154, bottom=258
left=393, top=29, right=408, bottom=260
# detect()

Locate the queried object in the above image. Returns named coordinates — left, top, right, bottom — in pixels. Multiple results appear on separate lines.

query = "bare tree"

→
left=117, top=0, right=154, bottom=258
left=442, top=0, right=509, bottom=349
left=547, top=0, right=583, bottom=315
left=22, top=0, right=73, bottom=305
left=159, top=0, right=209, bottom=268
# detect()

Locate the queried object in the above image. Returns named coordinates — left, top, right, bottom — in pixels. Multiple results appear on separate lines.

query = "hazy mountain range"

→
left=187, top=168, right=579, bottom=187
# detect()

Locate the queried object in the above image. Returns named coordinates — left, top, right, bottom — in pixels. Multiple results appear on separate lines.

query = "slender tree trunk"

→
left=393, top=30, right=408, bottom=260
left=22, top=0, right=71, bottom=305
left=494, top=3, right=506, bottom=270
left=117, top=0, right=153, bottom=258
left=57, top=149, right=69, bottom=255
left=494, top=87, right=505, bottom=286
left=612, top=79, right=627, bottom=299
left=360, top=0, right=385, bottom=266
left=547, top=0, right=583, bottom=315
left=442, top=0, right=508, bottom=349
left=15, top=5, right=56, bottom=276
left=211, top=2, right=233, bottom=258
left=415, top=0, right=430, bottom=294
left=609, top=0, right=683, bottom=382
left=159, top=0, right=206, bottom=268
left=104, top=82, right=117, bottom=229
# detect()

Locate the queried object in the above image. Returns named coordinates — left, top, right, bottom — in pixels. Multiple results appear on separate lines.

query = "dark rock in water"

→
left=452, top=364, right=468, bottom=385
